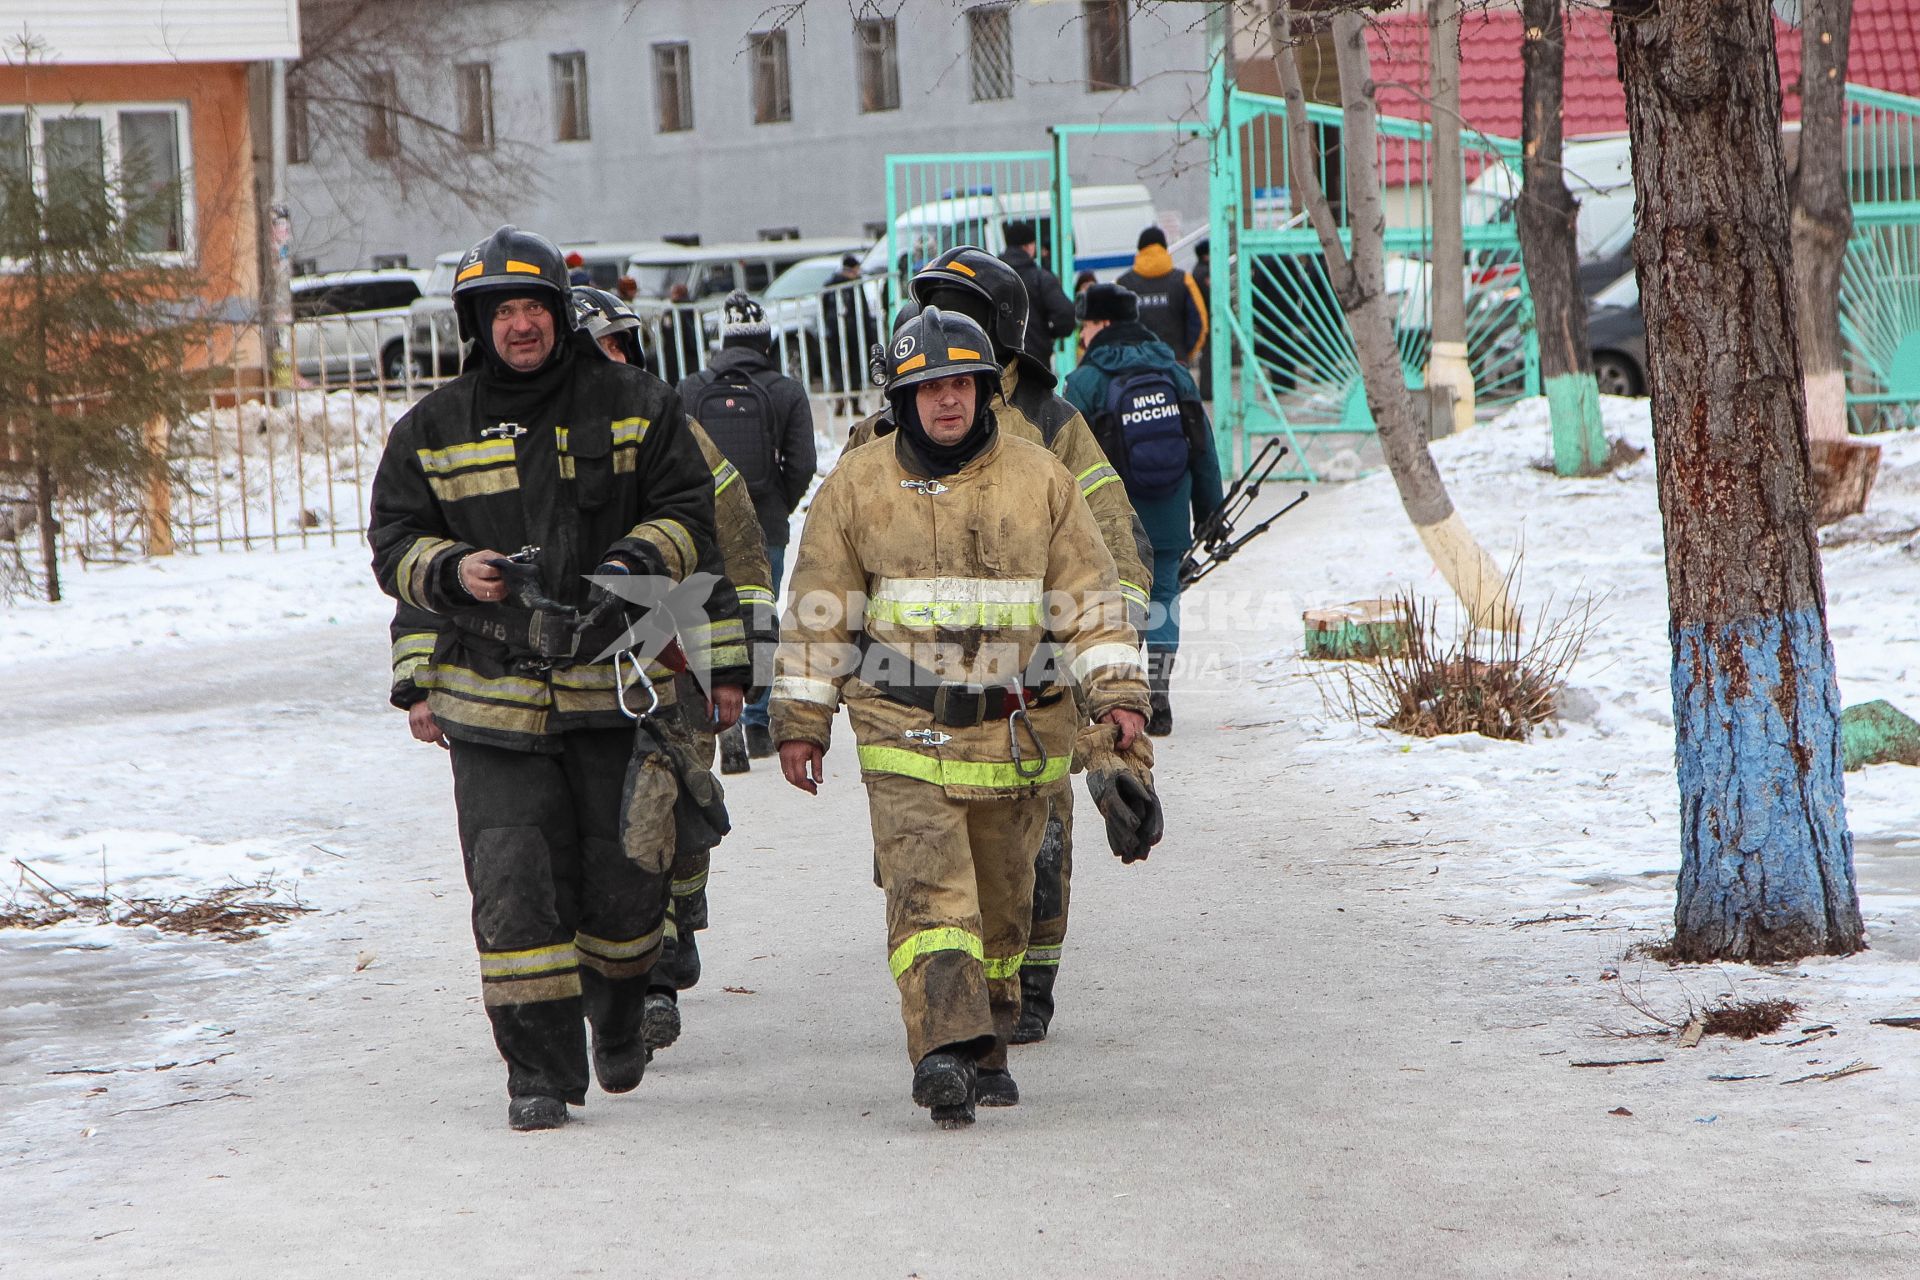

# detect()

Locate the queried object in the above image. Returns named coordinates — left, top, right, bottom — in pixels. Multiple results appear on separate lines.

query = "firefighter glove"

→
left=1075, top=722, right=1163, bottom=864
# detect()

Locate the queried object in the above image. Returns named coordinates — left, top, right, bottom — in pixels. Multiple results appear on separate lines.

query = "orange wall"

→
left=0, top=60, right=261, bottom=310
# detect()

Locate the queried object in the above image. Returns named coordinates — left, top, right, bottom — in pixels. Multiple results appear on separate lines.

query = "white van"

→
left=861, top=183, right=1160, bottom=283
left=1464, top=134, right=1635, bottom=261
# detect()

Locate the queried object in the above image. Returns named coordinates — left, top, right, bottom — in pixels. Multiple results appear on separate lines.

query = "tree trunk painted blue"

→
left=1615, top=0, right=1864, bottom=961
left=1671, top=609, right=1862, bottom=958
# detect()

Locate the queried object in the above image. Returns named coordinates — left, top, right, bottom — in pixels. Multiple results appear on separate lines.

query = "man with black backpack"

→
left=678, top=293, right=817, bottom=769
left=1064, top=283, right=1224, bottom=737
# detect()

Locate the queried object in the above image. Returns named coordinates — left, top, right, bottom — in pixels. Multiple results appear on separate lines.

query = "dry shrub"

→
left=1321, top=582, right=1600, bottom=742
left=2, top=862, right=311, bottom=943
left=1702, top=998, right=1799, bottom=1040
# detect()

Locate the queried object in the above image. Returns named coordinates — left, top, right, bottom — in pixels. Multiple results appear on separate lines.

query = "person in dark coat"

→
left=999, top=219, right=1076, bottom=370
left=1117, top=226, right=1208, bottom=367
left=677, top=293, right=818, bottom=764
left=368, top=225, right=749, bottom=1132
left=1062, top=282, right=1224, bottom=737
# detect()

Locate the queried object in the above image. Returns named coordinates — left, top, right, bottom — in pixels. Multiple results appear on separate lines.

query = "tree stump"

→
left=1809, top=438, right=1881, bottom=525
left=1303, top=599, right=1409, bottom=660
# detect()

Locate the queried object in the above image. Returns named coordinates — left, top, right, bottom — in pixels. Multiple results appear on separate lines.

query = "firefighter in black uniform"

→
left=369, top=226, right=748, bottom=1131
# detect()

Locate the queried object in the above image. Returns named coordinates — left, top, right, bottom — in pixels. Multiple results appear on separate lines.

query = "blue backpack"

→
left=1098, top=368, right=1190, bottom=499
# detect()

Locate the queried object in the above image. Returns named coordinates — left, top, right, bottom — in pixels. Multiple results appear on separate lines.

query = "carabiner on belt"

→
left=614, top=649, right=661, bottom=721
left=1007, top=682, right=1048, bottom=780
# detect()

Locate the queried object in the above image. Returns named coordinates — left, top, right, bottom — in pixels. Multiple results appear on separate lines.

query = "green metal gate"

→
left=1841, top=84, right=1920, bottom=430
left=1207, top=86, right=1537, bottom=476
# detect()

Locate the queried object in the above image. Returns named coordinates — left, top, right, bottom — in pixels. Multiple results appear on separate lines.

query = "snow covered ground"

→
left=4, top=397, right=1920, bottom=1275
left=1211, top=395, right=1920, bottom=943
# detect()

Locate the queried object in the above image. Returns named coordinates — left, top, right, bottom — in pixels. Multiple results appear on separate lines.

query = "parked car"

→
left=702, top=253, right=889, bottom=369
left=624, top=237, right=869, bottom=316
left=290, top=269, right=424, bottom=384
left=1586, top=269, right=1647, bottom=396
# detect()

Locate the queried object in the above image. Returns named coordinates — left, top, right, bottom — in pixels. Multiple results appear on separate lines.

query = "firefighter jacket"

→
left=845, top=362, right=1154, bottom=626
left=370, top=339, right=749, bottom=752
left=387, top=419, right=775, bottom=710
left=770, top=426, right=1151, bottom=801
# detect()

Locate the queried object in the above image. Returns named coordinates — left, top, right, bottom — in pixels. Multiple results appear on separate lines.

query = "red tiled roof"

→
left=1366, top=0, right=1920, bottom=141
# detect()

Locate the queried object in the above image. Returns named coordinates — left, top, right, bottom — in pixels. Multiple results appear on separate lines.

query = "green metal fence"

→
left=1207, top=85, right=1536, bottom=476
left=1841, top=84, right=1920, bottom=431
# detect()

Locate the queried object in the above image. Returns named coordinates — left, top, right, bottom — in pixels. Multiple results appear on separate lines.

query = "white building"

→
left=285, top=0, right=1213, bottom=271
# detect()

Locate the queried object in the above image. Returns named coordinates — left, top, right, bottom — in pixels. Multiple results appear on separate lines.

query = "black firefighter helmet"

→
left=572, top=285, right=645, bottom=365
left=909, top=246, right=1027, bottom=361
left=880, top=306, right=1002, bottom=402
left=451, top=225, right=576, bottom=344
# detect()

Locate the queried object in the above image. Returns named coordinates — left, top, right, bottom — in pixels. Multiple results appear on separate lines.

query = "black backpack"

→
left=689, top=370, right=779, bottom=502
left=1096, top=367, right=1190, bottom=500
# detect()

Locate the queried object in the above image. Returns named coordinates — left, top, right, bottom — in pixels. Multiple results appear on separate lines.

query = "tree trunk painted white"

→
left=1272, top=5, right=1516, bottom=630
left=1791, top=0, right=1858, bottom=454
left=1425, top=0, right=1475, bottom=435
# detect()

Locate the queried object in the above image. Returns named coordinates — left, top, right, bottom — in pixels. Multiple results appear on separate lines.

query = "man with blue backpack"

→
left=1064, top=283, right=1224, bottom=737
left=678, top=293, right=818, bottom=770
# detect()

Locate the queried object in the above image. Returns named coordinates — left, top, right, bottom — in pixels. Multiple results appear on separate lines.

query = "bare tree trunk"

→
left=1613, top=0, right=1862, bottom=961
left=1425, top=0, right=1475, bottom=434
left=1791, top=0, right=1855, bottom=446
left=33, top=456, right=58, bottom=603
left=1273, top=5, right=1516, bottom=629
left=1517, top=0, right=1608, bottom=476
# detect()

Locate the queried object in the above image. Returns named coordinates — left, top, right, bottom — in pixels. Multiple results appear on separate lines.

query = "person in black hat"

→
left=999, top=219, right=1076, bottom=368
left=678, top=293, right=817, bottom=769
left=369, top=225, right=750, bottom=1132
left=1064, top=282, right=1224, bottom=737
left=1117, top=226, right=1209, bottom=369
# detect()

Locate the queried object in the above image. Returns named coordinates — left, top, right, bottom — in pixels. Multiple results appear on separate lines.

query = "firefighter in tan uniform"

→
left=774, top=308, right=1157, bottom=1127
left=571, top=287, right=777, bottom=1051
left=843, top=247, right=1153, bottom=1044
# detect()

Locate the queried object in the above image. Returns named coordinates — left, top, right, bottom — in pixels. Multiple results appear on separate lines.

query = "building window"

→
left=287, top=88, right=311, bottom=164
left=1082, top=0, right=1132, bottom=92
left=750, top=30, right=791, bottom=125
left=0, top=106, right=192, bottom=257
left=653, top=42, right=693, bottom=133
left=364, top=69, right=400, bottom=159
left=968, top=5, right=1014, bottom=102
left=855, top=18, right=900, bottom=114
left=457, top=62, right=494, bottom=152
left=551, top=52, right=590, bottom=142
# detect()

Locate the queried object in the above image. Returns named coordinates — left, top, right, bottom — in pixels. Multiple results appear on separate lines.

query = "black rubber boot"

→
left=642, top=989, right=681, bottom=1052
left=507, top=1095, right=569, bottom=1130
left=1011, top=966, right=1056, bottom=1045
left=976, top=1067, right=1020, bottom=1107
left=1146, top=647, right=1174, bottom=737
left=590, top=1026, right=649, bottom=1094
left=719, top=725, right=750, bottom=775
left=912, top=1050, right=977, bottom=1129
left=655, top=929, right=701, bottom=991
left=745, top=724, right=777, bottom=759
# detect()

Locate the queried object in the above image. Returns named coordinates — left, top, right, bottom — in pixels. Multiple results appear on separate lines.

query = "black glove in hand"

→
left=484, top=556, right=566, bottom=612
left=1087, top=767, right=1164, bottom=863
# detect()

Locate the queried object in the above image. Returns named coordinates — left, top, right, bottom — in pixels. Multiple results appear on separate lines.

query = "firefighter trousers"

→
left=449, top=728, right=671, bottom=1104
left=1026, top=779, right=1075, bottom=974
left=652, top=686, right=718, bottom=990
left=866, top=774, right=1049, bottom=1071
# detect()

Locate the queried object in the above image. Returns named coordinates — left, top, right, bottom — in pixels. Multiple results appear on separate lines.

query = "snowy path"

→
left=6, top=439, right=1920, bottom=1273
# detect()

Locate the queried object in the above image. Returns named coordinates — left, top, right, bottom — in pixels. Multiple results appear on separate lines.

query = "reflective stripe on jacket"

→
left=771, top=429, right=1149, bottom=800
